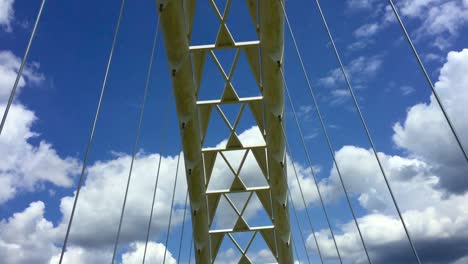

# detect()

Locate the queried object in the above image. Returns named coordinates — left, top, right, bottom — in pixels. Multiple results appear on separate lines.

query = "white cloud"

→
left=49, top=247, right=111, bottom=264
left=319, top=56, right=383, bottom=89
left=319, top=56, right=383, bottom=105
left=58, top=152, right=188, bottom=248
left=393, top=49, right=468, bottom=193
left=348, top=1, right=468, bottom=51
left=300, top=49, right=468, bottom=263
left=0, top=0, right=14, bottom=31
left=353, top=23, right=380, bottom=38
left=400, top=85, right=415, bottom=96
left=0, top=201, right=60, bottom=264
left=0, top=105, right=80, bottom=196
left=121, top=242, right=176, bottom=264
left=347, top=0, right=378, bottom=10
left=0, top=51, right=78, bottom=204
left=0, top=50, right=44, bottom=103
left=392, top=0, right=468, bottom=50
left=307, top=190, right=468, bottom=263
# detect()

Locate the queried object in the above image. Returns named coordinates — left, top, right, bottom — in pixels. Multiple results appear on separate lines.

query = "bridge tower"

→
left=157, top=0, right=293, bottom=262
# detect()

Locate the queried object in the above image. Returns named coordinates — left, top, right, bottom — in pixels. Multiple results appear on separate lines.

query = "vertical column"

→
left=259, top=0, right=293, bottom=263
left=157, top=1, right=211, bottom=263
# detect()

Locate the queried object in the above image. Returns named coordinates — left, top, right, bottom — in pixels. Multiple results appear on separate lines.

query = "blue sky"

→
left=1, top=0, right=468, bottom=263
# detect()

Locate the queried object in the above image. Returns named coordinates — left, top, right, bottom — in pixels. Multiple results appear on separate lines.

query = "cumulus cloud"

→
left=302, top=49, right=468, bottom=263
left=49, top=247, right=111, bottom=264
left=0, top=125, right=283, bottom=263
left=121, top=242, right=176, bottom=264
left=0, top=152, right=186, bottom=263
left=0, top=0, right=14, bottom=31
left=58, top=152, right=188, bottom=248
left=348, top=0, right=468, bottom=50
left=0, top=201, right=60, bottom=264
left=393, top=49, right=468, bottom=193
left=0, top=50, right=45, bottom=102
left=0, top=51, right=78, bottom=204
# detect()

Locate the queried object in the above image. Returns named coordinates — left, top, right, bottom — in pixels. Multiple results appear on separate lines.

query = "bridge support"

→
left=158, top=0, right=292, bottom=262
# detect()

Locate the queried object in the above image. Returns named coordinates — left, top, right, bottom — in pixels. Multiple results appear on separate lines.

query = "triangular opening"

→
left=203, top=151, right=217, bottom=185
left=236, top=105, right=265, bottom=146
left=190, top=0, right=219, bottom=45
left=208, top=193, right=222, bottom=226
left=197, top=50, right=227, bottom=101
left=225, top=0, right=259, bottom=42
left=210, top=232, right=225, bottom=262
left=211, top=195, right=238, bottom=230
left=218, top=103, right=243, bottom=129
left=226, top=192, right=251, bottom=213
left=239, top=150, right=268, bottom=188
left=230, top=231, right=256, bottom=252
left=198, top=104, right=213, bottom=143
left=246, top=232, right=277, bottom=263
left=231, top=49, right=262, bottom=98
left=207, top=154, right=236, bottom=191
left=248, top=100, right=265, bottom=134
left=212, top=48, right=238, bottom=77
left=203, top=108, right=231, bottom=148
left=222, top=149, right=247, bottom=175
left=215, top=232, right=243, bottom=263
left=191, top=50, right=207, bottom=96
left=212, top=0, right=229, bottom=16
left=244, top=193, right=273, bottom=227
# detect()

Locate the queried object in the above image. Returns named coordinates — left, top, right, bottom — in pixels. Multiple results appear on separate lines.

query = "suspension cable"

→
left=0, top=0, right=46, bottom=135
left=279, top=2, right=372, bottom=262
left=279, top=72, right=342, bottom=263
left=288, top=185, right=312, bottom=264
left=141, top=109, right=170, bottom=264
left=188, top=238, right=193, bottom=264
left=176, top=190, right=189, bottom=263
left=279, top=127, right=314, bottom=264
left=110, top=13, right=160, bottom=264
left=312, top=0, right=422, bottom=262
left=139, top=61, right=175, bottom=264
left=280, top=122, right=324, bottom=263
left=291, top=219, right=301, bottom=264
left=292, top=237, right=300, bottom=263
left=163, top=153, right=182, bottom=263
left=58, top=0, right=126, bottom=262
left=389, top=0, right=467, bottom=163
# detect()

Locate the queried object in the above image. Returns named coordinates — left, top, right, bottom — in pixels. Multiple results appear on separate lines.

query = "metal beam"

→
left=158, top=0, right=293, bottom=262
left=157, top=0, right=211, bottom=263
left=259, top=0, right=293, bottom=262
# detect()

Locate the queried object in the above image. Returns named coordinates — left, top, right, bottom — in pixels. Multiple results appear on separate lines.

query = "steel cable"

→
left=162, top=153, right=182, bottom=263
left=176, top=190, right=189, bottom=263
left=110, top=12, right=160, bottom=264
left=311, top=0, right=422, bottom=262
left=279, top=1, right=373, bottom=262
left=288, top=184, right=312, bottom=264
left=279, top=70, right=342, bottom=263
left=0, top=0, right=46, bottom=135
left=59, top=0, right=127, bottom=262
left=388, top=0, right=467, bottom=163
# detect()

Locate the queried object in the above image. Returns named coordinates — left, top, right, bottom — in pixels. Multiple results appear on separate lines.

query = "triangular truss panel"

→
left=158, top=0, right=292, bottom=262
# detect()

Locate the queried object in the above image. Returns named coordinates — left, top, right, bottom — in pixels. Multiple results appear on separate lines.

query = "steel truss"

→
left=158, top=0, right=292, bottom=262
